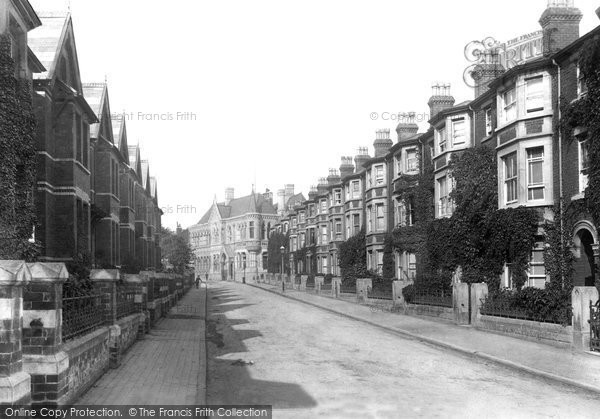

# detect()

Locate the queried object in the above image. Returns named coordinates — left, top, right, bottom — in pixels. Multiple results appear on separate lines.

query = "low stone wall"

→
left=117, top=313, right=144, bottom=355
left=403, top=303, right=454, bottom=322
left=62, top=328, right=110, bottom=405
left=476, top=315, right=573, bottom=347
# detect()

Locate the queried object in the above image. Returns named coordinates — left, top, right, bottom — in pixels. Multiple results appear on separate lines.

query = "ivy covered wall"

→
left=0, top=35, right=39, bottom=260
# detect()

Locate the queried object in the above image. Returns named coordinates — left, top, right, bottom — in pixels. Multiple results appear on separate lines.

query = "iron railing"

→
left=116, top=288, right=137, bottom=319
left=62, top=294, right=106, bottom=341
left=321, top=284, right=332, bottom=291
left=480, top=297, right=572, bottom=325
left=411, top=290, right=453, bottom=308
left=368, top=286, right=393, bottom=301
left=590, top=301, right=600, bottom=352
left=339, top=284, right=357, bottom=294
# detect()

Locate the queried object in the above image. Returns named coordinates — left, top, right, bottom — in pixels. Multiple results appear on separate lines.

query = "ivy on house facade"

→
left=0, top=35, right=39, bottom=260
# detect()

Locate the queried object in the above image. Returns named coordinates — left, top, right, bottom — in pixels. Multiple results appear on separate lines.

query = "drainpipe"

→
left=553, top=58, right=565, bottom=288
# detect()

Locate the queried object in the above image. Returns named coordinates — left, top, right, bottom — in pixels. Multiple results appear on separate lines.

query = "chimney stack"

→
left=339, top=156, right=355, bottom=178
left=373, top=129, right=393, bottom=158
left=354, top=147, right=371, bottom=173
left=308, top=185, right=318, bottom=200
left=327, top=168, right=341, bottom=186
left=596, top=6, right=600, bottom=19
left=428, top=83, right=455, bottom=118
left=317, top=177, right=329, bottom=195
left=471, top=49, right=505, bottom=98
left=225, top=187, right=234, bottom=205
left=284, top=184, right=294, bottom=210
left=277, top=189, right=285, bottom=215
left=396, top=113, right=420, bottom=142
left=539, top=0, right=582, bottom=55
left=263, top=188, right=273, bottom=205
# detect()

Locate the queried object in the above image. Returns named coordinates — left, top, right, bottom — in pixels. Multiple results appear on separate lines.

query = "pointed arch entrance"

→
left=573, top=222, right=599, bottom=287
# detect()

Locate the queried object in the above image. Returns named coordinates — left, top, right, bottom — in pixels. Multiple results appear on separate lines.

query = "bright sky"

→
left=31, top=0, right=599, bottom=230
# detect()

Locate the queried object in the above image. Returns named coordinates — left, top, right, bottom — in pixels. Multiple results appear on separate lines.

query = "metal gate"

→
left=590, top=300, right=600, bottom=352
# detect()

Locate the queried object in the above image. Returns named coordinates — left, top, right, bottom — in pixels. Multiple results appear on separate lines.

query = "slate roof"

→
left=82, top=83, right=105, bottom=138
left=196, top=192, right=278, bottom=225
left=140, top=160, right=149, bottom=189
left=27, top=13, right=68, bottom=80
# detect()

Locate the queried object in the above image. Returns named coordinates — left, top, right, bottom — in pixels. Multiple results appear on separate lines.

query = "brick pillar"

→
left=470, top=283, right=489, bottom=325
left=140, top=271, right=155, bottom=330
left=453, top=283, right=470, bottom=325
left=22, top=263, right=69, bottom=407
left=90, top=269, right=120, bottom=369
left=0, top=261, right=32, bottom=407
left=123, top=274, right=148, bottom=339
left=572, top=287, right=599, bottom=350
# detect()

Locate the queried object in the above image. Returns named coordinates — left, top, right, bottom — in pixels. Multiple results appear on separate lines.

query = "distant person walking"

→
left=205, top=273, right=208, bottom=283
left=195, top=276, right=200, bottom=289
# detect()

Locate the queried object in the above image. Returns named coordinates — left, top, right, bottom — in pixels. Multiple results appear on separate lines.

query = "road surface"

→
left=206, top=281, right=599, bottom=418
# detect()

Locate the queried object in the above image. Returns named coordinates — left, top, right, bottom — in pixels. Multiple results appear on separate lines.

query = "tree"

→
left=267, top=231, right=289, bottom=273
left=339, top=229, right=368, bottom=283
left=160, top=227, right=192, bottom=274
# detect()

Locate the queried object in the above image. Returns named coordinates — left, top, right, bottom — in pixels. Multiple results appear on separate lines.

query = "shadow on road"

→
left=206, top=283, right=317, bottom=410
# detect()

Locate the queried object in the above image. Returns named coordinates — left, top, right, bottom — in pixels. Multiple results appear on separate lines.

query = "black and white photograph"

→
left=1, top=0, right=600, bottom=417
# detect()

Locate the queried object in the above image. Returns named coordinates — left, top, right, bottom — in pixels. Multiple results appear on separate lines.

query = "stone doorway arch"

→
left=573, top=222, right=599, bottom=287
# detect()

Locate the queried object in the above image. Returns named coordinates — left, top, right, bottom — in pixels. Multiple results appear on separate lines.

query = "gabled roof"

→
left=286, top=193, right=305, bottom=210
left=128, top=144, right=142, bottom=179
left=140, top=160, right=150, bottom=190
left=13, top=0, right=42, bottom=31
left=112, top=114, right=129, bottom=162
left=82, top=83, right=113, bottom=141
left=196, top=192, right=278, bottom=225
left=28, top=12, right=83, bottom=93
left=150, top=177, right=158, bottom=200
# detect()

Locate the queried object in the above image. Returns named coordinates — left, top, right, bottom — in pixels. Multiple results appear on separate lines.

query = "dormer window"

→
left=503, top=87, right=517, bottom=122
left=525, top=76, right=544, bottom=113
left=451, top=117, right=466, bottom=147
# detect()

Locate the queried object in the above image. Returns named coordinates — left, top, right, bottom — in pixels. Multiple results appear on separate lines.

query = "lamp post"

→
left=280, top=245, right=285, bottom=292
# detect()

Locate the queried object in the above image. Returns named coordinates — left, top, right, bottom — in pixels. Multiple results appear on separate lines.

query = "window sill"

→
left=571, top=193, right=585, bottom=201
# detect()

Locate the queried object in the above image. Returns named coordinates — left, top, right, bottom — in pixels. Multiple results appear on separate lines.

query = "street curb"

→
left=248, top=283, right=600, bottom=396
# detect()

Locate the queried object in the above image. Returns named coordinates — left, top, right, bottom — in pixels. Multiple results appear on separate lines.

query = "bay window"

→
left=334, top=189, right=342, bottom=205
left=406, top=149, right=417, bottom=172
left=375, top=204, right=385, bottom=231
left=374, top=165, right=385, bottom=186
left=451, top=117, right=466, bottom=146
left=437, top=127, right=447, bottom=154
left=503, top=87, right=517, bottom=123
left=351, top=180, right=360, bottom=199
left=504, top=152, right=518, bottom=203
left=525, top=76, right=544, bottom=113
left=526, top=147, right=544, bottom=201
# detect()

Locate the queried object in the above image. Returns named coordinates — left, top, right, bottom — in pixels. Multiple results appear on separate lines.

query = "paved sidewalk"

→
left=75, top=286, right=207, bottom=405
left=250, top=282, right=600, bottom=394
